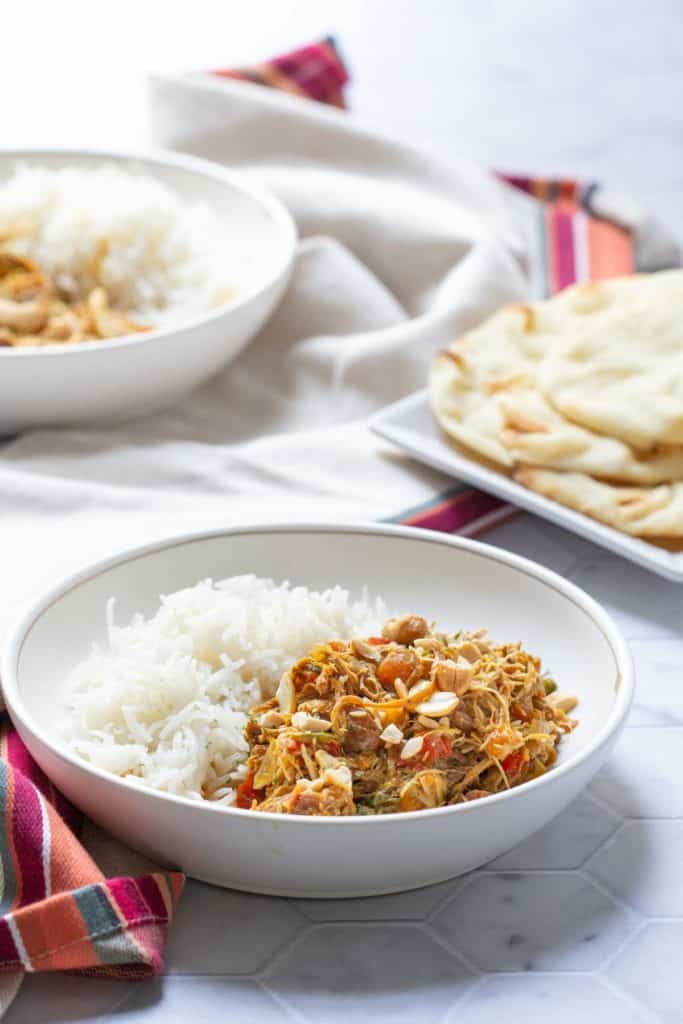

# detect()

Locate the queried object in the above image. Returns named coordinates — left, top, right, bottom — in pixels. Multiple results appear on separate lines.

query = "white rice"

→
left=0, top=164, right=239, bottom=323
left=63, top=575, right=385, bottom=805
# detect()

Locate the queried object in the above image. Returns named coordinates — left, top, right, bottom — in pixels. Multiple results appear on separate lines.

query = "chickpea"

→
left=382, top=614, right=428, bottom=646
left=377, top=649, right=418, bottom=689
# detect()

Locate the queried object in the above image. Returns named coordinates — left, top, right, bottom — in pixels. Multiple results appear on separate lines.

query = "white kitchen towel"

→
left=0, top=71, right=676, bottom=633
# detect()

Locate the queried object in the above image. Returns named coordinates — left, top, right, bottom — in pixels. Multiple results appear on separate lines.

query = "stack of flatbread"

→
left=429, top=271, right=683, bottom=538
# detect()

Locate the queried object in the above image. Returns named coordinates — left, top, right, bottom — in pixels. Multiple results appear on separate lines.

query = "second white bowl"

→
left=0, top=148, right=297, bottom=433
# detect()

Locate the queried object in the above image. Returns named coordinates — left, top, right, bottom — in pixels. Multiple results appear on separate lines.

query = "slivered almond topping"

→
left=548, top=694, right=578, bottom=714
left=380, top=723, right=404, bottom=745
left=276, top=671, right=296, bottom=715
left=394, top=679, right=409, bottom=700
left=315, top=749, right=341, bottom=771
left=414, top=691, right=460, bottom=718
left=291, top=711, right=331, bottom=732
left=400, top=736, right=424, bottom=760
left=406, top=678, right=435, bottom=706
left=259, top=710, right=286, bottom=729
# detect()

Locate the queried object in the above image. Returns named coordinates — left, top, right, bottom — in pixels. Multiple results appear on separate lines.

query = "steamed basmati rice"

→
left=0, top=164, right=239, bottom=323
left=63, top=576, right=385, bottom=805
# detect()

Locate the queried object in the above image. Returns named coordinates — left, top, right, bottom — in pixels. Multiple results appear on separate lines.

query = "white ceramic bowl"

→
left=2, top=524, right=633, bottom=898
left=0, top=148, right=296, bottom=433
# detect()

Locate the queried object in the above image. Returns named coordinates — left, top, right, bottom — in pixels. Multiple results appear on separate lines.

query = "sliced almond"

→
left=549, top=694, right=578, bottom=714
left=380, top=723, right=404, bottom=745
left=394, top=679, right=409, bottom=700
left=276, top=671, right=296, bottom=715
left=400, top=735, right=424, bottom=760
left=406, top=678, right=435, bottom=707
left=253, top=743, right=278, bottom=789
left=291, top=711, right=331, bottom=732
left=259, top=710, right=286, bottom=729
left=315, top=749, right=341, bottom=771
left=414, top=691, right=460, bottom=718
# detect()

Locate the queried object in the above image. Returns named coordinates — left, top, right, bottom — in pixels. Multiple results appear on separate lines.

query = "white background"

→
left=5, top=0, right=683, bottom=236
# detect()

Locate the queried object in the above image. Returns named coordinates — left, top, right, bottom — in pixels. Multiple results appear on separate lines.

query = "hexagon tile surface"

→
left=587, top=820, right=683, bottom=918
left=165, top=881, right=306, bottom=974
left=448, top=975, right=652, bottom=1024
left=9, top=514, right=683, bottom=1023
left=608, top=923, right=683, bottom=1023
left=432, top=873, right=638, bottom=972
left=261, top=923, right=473, bottom=1023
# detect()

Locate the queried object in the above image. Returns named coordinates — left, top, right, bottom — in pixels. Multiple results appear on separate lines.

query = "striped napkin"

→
left=0, top=723, right=182, bottom=989
left=0, top=36, right=657, bottom=998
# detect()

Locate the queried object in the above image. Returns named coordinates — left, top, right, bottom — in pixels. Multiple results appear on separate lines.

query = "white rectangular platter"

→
left=370, top=390, right=683, bottom=583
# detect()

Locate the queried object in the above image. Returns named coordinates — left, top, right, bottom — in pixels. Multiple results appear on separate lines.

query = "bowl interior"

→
left=13, top=527, right=622, bottom=776
left=0, top=149, right=293, bottom=303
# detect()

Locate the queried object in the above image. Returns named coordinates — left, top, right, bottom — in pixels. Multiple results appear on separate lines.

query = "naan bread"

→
left=514, top=468, right=683, bottom=537
left=538, top=272, right=683, bottom=451
left=430, top=299, right=683, bottom=483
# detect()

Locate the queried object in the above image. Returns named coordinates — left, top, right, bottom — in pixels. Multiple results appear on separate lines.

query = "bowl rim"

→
left=1, top=521, right=634, bottom=826
left=0, top=145, right=298, bottom=359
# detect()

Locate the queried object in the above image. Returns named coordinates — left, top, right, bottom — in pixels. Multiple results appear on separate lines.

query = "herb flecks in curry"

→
left=235, top=615, right=577, bottom=816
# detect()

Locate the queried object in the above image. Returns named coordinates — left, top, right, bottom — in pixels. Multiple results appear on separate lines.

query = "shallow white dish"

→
left=0, top=148, right=296, bottom=433
left=2, top=523, right=632, bottom=898
left=371, top=390, right=683, bottom=584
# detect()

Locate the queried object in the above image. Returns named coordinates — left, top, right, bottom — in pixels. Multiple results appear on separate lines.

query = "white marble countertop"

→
left=3, top=1, right=683, bottom=1021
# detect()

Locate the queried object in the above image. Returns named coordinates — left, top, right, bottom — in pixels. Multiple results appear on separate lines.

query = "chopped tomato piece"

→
left=235, top=774, right=261, bottom=809
left=422, top=732, right=452, bottom=763
left=323, top=740, right=342, bottom=757
left=501, top=749, right=525, bottom=777
left=368, top=636, right=387, bottom=645
left=329, top=641, right=345, bottom=651
left=287, top=739, right=302, bottom=753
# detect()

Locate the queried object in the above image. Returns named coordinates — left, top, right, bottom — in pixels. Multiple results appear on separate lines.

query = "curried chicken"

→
left=232, top=614, right=577, bottom=816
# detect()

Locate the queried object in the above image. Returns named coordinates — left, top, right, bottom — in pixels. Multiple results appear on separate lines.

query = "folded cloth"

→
left=0, top=723, right=182, bottom=989
left=0, top=39, right=679, bottom=1015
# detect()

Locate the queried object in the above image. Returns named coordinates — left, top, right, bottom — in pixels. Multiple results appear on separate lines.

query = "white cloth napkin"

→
left=0, top=73, right=528, bottom=630
left=0, top=72, right=673, bottom=629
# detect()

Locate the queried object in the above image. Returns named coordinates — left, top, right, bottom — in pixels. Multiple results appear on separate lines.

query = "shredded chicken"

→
left=234, top=617, right=578, bottom=816
left=0, top=251, right=149, bottom=347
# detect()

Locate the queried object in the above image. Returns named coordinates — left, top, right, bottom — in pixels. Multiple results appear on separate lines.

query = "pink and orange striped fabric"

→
left=501, top=175, right=634, bottom=292
left=0, top=723, right=183, bottom=977
left=213, top=37, right=349, bottom=109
